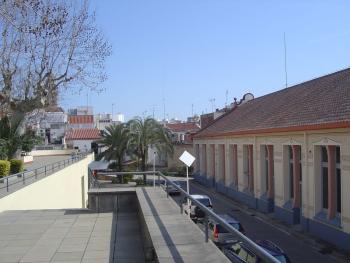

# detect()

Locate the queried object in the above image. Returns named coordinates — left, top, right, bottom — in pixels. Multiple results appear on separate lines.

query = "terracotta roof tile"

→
left=65, top=128, right=101, bottom=140
left=195, top=68, right=350, bottom=138
left=166, top=122, right=200, bottom=133
left=68, top=115, right=94, bottom=124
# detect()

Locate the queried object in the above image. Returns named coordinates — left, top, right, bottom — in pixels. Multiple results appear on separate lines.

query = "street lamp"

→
left=153, top=150, right=156, bottom=187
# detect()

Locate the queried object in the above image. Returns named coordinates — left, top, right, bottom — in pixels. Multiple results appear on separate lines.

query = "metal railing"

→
left=91, top=170, right=280, bottom=263
left=34, top=145, right=65, bottom=150
left=0, top=153, right=88, bottom=193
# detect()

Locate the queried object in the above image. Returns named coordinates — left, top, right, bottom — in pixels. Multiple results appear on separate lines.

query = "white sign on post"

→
left=179, top=150, right=196, bottom=218
left=179, top=150, right=195, bottom=167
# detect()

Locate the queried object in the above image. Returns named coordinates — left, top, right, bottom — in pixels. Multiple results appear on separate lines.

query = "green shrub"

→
left=123, top=174, right=133, bottom=183
left=10, top=159, right=24, bottom=174
left=0, top=160, right=10, bottom=177
left=134, top=178, right=145, bottom=186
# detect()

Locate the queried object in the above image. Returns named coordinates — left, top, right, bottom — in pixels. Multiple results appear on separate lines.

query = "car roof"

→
left=190, top=194, right=210, bottom=199
left=217, top=214, right=240, bottom=224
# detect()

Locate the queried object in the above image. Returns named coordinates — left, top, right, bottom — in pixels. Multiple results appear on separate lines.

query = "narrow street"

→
left=170, top=179, right=350, bottom=263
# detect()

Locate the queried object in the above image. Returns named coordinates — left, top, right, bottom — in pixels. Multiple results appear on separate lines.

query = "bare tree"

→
left=0, top=0, right=112, bottom=114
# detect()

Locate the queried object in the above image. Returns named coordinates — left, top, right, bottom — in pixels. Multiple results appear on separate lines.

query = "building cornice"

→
left=193, top=121, right=350, bottom=140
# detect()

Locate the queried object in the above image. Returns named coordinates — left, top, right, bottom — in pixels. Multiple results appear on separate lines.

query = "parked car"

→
left=208, top=214, right=245, bottom=245
left=161, top=181, right=182, bottom=195
left=182, top=194, right=213, bottom=222
left=222, top=239, right=291, bottom=263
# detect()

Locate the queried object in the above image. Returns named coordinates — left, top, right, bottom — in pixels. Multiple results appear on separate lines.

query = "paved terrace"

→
left=0, top=209, right=144, bottom=263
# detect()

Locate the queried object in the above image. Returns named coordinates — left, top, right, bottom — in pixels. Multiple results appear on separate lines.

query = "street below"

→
left=169, top=179, right=350, bottom=263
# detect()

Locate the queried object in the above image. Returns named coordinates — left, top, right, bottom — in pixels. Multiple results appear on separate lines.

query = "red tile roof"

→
left=65, top=128, right=101, bottom=140
left=195, top=68, right=350, bottom=138
left=166, top=122, right=200, bottom=133
left=68, top=115, right=94, bottom=124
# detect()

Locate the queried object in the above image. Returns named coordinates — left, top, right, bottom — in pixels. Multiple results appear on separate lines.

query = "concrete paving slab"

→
left=51, top=251, right=85, bottom=261
left=0, top=208, right=145, bottom=263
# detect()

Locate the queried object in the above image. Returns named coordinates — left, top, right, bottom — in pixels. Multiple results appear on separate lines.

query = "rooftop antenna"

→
left=225, top=90, right=228, bottom=107
left=209, top=98, right=215, bottom=112
left=163, top=97, right=166, bottom=120
left=161, top=65, right=167, bottom=120
left=191, top=104, right=194, bottom=117
left=284, top=32, right=288, bottom=88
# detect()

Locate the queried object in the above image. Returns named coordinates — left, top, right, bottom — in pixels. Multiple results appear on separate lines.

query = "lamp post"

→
left=153, top=150, right=156, bottom=187
left=179, top=151, right=196, bottom=217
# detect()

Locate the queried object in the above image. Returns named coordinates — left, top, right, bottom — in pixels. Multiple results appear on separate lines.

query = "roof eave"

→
left=193, top=121, right=350, bottom=139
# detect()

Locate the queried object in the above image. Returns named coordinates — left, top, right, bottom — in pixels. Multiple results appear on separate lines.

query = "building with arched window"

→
left=193, top=68, right=350, bottom=252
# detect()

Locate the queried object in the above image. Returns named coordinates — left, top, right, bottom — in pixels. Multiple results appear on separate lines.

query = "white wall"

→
left=31, top=149, right=75, bottom=156
left=0, top=154, right=94, bottom=212
left=67, top=140, right=94, bottom=152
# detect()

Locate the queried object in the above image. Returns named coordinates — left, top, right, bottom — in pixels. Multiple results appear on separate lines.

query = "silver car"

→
left=208, top=214, right=245, bottom=245
left=182, top=194, right=213, bottom=222
left=161, top=181, right=182, bottom=195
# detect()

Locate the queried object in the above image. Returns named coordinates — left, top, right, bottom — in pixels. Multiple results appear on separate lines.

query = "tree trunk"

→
left=141, top=152, right=146, bottom=184
left=117, top=156, right=123, bottom=183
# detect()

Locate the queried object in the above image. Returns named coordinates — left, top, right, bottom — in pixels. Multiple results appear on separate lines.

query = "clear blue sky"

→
left=62, top=0, right=350, bottom=121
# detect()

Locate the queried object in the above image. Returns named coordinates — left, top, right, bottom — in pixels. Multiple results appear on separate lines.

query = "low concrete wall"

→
left=21, top=155, right=33, bottom=163
left=0, top=154, right=94, bottom=212
left=88, top=188, right=137, bottom=213
left=31, top=149, right=76, bottom=156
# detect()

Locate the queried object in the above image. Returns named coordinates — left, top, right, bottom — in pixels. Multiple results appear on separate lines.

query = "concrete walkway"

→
left=137, top=187, right=230, bottom=263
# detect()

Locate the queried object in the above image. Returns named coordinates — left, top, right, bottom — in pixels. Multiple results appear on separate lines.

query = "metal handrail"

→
left=0, top=153, right=88, bottom=192
left=92, top=170, right=280, bottom=263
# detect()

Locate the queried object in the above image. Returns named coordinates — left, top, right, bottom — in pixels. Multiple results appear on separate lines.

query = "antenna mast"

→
left=209, top=98, right=216, bottom=112
left=284, top=32, right=288, bottom=88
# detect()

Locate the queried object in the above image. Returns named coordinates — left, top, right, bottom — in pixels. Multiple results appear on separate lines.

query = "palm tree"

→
left=98, top=124, right=130, bottom=171
left=128, top=117, right=173, bottom=182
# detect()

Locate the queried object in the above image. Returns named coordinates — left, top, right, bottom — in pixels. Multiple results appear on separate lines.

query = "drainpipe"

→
left=304, top=132, right=309, bottom=226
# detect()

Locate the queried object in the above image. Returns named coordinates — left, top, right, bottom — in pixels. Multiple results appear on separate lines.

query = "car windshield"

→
left=197, top=198, right=210, bottom=207
left=217, top=223, right=240, bottom=233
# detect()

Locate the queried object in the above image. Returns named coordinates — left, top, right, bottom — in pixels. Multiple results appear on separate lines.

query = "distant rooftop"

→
left=68, top=115, right=94, bottom=124
left=65, top=128, right=101, bottom=140
left=166, top=122, right=200, bottom=133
